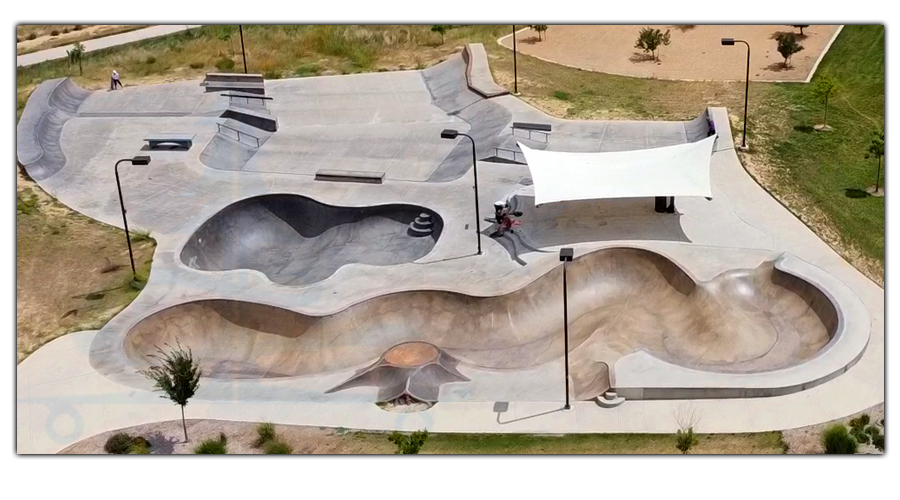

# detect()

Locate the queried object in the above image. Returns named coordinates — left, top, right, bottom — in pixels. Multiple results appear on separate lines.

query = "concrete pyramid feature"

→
left=325, top=342, right=470, bottom=403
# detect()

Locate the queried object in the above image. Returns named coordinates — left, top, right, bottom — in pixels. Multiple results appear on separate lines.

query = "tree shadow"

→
left=519, top=35, right=542, bottom=45
left=764, top=62, right=791, bottom=72
left=793, top=124, right=815, bottom=133
left=844, top=188, right=870, bottom=199
left=670, top=25, right=696, bottom=32
left=147, top=431, right=180, bottom=454
left=629, top=52, right=656, bottom=63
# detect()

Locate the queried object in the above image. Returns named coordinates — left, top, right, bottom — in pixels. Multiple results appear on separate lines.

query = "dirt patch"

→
left=782, top=403, right=884, bottom=454
left=500, top=25, right=840, bottom=82
left=16, top=168, right=156, bottom=363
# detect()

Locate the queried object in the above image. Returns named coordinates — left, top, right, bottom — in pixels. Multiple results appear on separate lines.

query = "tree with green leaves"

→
left=139, top=342, right=201, bottom=442
left=675, top=426, right=698, bottom=454
left=776, top=32, right=804, bottom=68
left=634, top=27, right=671, bottom=61
left=812, top=75, right=839, bottom=129
left=66, top=41, right=85, bottom=75
left=865, top=130, right=885, bottom=192
left=431, top=25, right=448, bottom=45
left=388, top=430, right=429, bottom=454
left=530, top=25, right=549, bottom=41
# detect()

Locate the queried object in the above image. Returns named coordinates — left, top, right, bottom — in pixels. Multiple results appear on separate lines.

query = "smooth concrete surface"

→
left=17, top=25, right=202, bottom=67
left=15, top=45, right=883, bottom=453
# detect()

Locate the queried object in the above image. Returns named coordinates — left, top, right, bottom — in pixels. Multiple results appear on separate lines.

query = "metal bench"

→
left=512, top=122, right=552, bottom=142
left=315, top=169, right=385, bottom=184
left=220, top=91, right=273, bottom=110
left=144, top=133, right=195, bottom=150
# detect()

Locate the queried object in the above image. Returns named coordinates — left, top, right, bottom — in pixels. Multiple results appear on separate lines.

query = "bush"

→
left=130, top=438, right=151, bottom=454
left=675, top=427, right=698, bottom=454
left=388, top=430, right=429, bottom=454
left=194, top=433, right=228, bottom=454
left=873, top=434, right=884, bottom=452
left=254, top=422, right=276, bottom=448
left=189, top=61, right=205, bottom=69
left=17, top=36, right=22, bottom=43
left=849, top=414, right=870, bottom=432
left=50, top=30, right=59, bottom=36
left=27, top=33, right=37, bottom=40
left=822, top=425, right=858, bottom=454
left=74, top=25, right=83, bottom=31
left=63, top=28, right=70, bottom=34
left=145, top=56, right=157, bottom=65
left=104, top=432, right=134, bottom=454
left=851, top=429, right=870, bottom=445
left=865, top=425, right=881, bottom=437
left=215, top=57, right=236, bottom=72
left=552, top=90, right=571, bottom=101
left=262, top=69, right=282, bottom=80
left=264, top=440, right=293, bottom=454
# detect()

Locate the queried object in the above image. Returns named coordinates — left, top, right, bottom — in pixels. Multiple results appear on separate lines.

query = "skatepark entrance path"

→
left=499, top=25, right=842, bottom=82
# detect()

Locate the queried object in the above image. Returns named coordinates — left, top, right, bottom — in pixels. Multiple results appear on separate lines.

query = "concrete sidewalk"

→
left=17, top=25, right=202, bottom=67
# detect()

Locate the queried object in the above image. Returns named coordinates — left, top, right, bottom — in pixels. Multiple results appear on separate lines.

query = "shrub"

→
left=263, top=69, right=282, bottom=80
left=63, top=28, right=70, bottom=34
left=552, top=90, right=571, bottom=101
left=295, top=63, right=322, bottom=77
left=675, top=427, right=698, bottom=454
left=264, top=440, right=293, bottom=454
left=851, top=429, right=870, bottom=445
left=27, top=33, right=37, bottom=40
left=50, top=30, right=59, bottom=36
left=849, top=414, right=870, bottom=432
left=865, top=425, right=881, bottom=437
left=634, top=27, right=672, bottom=61
left=254, top=422, right=276, bottom=448
left=822, top=424, right=858, bottom=454
left=873, top=434, right=884, bottom=452
left=776, top=32, right=804, bottom=67
left=145, top=56, right=157, bottom=65
left=74, top=25, right=83, bottom=31
left=388, top=430, right=429, bottom=454
left=194, top=433, right=228, bottom=454
left=17, top=36, right=22, bottom=43
left=215, top=57, right=236, bottom=72
left=189, top=61, right=205, bottom=69
left=104, top=432, right=134, bottom=454
left=130, top=437, right=152, bottom=454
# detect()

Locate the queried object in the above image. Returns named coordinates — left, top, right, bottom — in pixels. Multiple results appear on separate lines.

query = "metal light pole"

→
left=239, top=25, right=248, bottom=74
left=114, top=155, right=152, bottom=276
left=440, top=129, right=482, bottom=255
left=721, top=38, right=750, bottom=151
left=512, top=25, right=518, bottom=94
left=559, top=247, right=574, bottom=411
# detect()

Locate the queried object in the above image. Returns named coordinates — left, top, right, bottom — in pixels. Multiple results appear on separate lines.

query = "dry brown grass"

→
left=16, top=25, right=148, bottom=55
left=16, top=169, right=156, bottom=363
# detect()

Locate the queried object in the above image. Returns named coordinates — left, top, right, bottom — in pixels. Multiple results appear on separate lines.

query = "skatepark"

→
left=16, top=43, right=884, bottom=453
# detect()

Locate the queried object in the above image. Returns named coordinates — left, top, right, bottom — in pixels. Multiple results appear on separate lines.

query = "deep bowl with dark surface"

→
left=180, top=194, right=443, bottom=286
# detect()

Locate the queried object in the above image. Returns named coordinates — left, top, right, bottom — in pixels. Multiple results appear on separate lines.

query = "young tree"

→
left=66, top=42, right=85, bottom=75
left=530, top=25, right=549, bottom=41
left=388, top=430, right=429, bottom=454
left=634, top=27, right=672, bottom=61
left=812, top=75, right=838, bottom=129
left=139, top=342, right=201, bottom=442
left=865, top=130, right=885, bottom=192
left=675, top=427, right=698, bottom=454
left=430, top=25, right=448, bottom=45
left=776, top=32, right=804, bottom=68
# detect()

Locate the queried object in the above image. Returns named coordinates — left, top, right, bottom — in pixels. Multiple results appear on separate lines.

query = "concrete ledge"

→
left=462, top=43, right=510, bottom=99
left=315, top=169, right=385, bottom=184
left=615, top=253, right=870, bottom=400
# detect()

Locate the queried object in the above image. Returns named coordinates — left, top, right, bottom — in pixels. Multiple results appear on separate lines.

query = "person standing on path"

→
left=111, top=70, right=122, bottom=90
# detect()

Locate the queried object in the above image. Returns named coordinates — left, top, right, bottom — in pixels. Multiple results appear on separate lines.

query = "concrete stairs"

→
left=408, top=213, right=435, bottom=237
left=596, top=390, right=625, bottom=408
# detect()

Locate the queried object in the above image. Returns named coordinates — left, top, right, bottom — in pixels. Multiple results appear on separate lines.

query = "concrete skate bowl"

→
left=127, top=248, right=844, bottom=400
left=180, top=194, right=443, bottom=286
left=16, top=78, right=92, bottom=180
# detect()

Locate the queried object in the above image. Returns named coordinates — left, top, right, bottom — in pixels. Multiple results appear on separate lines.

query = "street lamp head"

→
left=559, top=247, right=573, bottom=262
left=130, top=155, right=151, bottom=165
left=440, top=129, right=459, bottom=139
left=721, top=38, right=735, bottom=46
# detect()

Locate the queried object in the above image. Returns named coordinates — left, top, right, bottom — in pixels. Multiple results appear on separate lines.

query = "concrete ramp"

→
left=462, top=43, right=510, bottom=98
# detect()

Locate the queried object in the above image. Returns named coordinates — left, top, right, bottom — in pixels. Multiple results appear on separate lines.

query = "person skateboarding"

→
left=489, top=200, right=523, bottom=238
left=111, top=70, right=122, bottom=90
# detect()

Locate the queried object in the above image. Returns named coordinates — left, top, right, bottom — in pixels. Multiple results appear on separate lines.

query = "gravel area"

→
left=499, top=25, right=841, bottom=82
left=781, top=402, right=884, bottom=454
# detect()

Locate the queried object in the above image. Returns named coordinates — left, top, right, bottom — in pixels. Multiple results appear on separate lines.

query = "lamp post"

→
left=440, top=129, right=482, bottom=255
left=559, top=247, right=573, bottom=411
left=114, top=155, right=151, bottom=276
left=512, top=25, right=518, bottom=94
left=721, top=38, right=750, bottom=151
left=239, top=25, right=248, bottom=74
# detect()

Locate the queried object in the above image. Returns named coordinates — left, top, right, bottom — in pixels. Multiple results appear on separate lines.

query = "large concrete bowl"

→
left=180, top=194, right=443, bottom=286
left=127, top=248, right=838, bottom=388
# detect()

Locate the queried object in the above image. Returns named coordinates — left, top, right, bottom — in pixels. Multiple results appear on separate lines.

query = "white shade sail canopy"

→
left=518, top=135, right=716, bottom=206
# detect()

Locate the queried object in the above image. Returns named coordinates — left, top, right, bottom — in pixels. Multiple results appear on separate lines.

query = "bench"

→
left=144, top=133, right=196, bottom=150
left=512, top=122, right=552, bottom=142
left=315, top=169, right=385, bottom=184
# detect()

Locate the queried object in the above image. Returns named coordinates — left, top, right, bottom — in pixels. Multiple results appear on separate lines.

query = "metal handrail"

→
left=493, top=146, right=525, bottom=163
left=216, top=122, right=260, bottom=148
left=227, top=94, right=269, bottom=111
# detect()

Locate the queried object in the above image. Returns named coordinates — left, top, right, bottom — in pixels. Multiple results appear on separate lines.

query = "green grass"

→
left=414, top=431, right=786, bottom=454
left=768, top=25, right=885, bottom=265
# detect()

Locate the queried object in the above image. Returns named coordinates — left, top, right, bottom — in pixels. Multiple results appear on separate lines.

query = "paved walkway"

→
left=17, top=25, right=201, bottom=67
